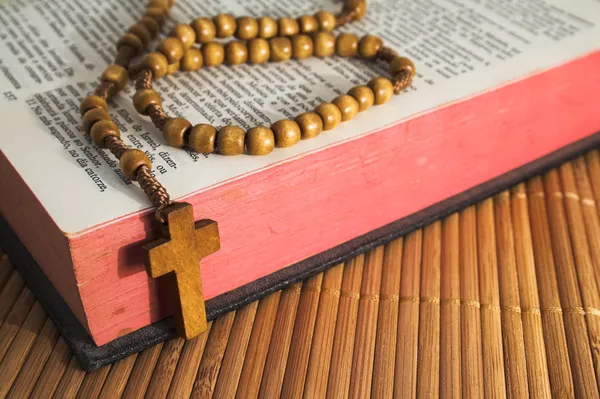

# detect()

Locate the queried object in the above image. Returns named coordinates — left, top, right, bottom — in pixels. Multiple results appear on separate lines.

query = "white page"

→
left=0, top=0, right=599, bottom=234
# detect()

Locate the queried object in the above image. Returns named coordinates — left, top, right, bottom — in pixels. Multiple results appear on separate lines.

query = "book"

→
left=1, top=0, right=599, bottom=367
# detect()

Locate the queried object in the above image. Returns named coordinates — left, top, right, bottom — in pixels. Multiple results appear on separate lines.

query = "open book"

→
left=1, top=0, right=599, bottom=368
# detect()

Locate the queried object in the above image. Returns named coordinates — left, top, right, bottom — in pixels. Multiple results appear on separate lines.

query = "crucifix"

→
left=144, top=202, right=220, bottom=339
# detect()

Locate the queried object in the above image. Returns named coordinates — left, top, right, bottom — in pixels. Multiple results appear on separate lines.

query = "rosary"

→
left=79, top=0, right=415, bottom=339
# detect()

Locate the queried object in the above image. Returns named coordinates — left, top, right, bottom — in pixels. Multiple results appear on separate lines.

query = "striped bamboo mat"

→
left=3, top=151, right=600, bottom=398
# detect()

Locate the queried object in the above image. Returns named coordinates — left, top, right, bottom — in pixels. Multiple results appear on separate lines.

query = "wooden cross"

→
left=143, top=202, right=220, bottom=339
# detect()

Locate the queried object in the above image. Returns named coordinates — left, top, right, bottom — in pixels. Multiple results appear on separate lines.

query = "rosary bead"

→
left=133, top=88, right=162, bottom=115
left=188, top=124, right=217, bottom=153
left=170, top=24, right=196, bottom=49
left=80, top=95, right=108, bottom=116
left=236, top=16, right=259, bottom=40
left=278, top=17, right=299, bottom=36
left=269, top=37, right=292, bottom=62
left=248, top=38, right=270, bottom=64
left=389, top=56, right=416, bottom=79
left=298, top=15, right=318, bottom=33
left=217, top=126, right=246, bottom=155
left=246, top=127, right=275, bottom=155
left=117, top=33, right=144, bottom=54
left=142, top=52, right=169, bottom=80
left=344, top=0, right=366, bottom=20
left=167, top=62, right=180, bottom=75
left=90, top=120, right=121, bottom=148
left=336, top=33, right=359, bottom=57
left=214, top=13, right=237, bottom=38
left=128, top=24, right=152, bottom=47
left=225, top=41, right=248, bottom=65
left=101, top=65, right=129, bottom=91
left=291, top=35, right=314, bottom=59
left=163, top=118, right=191, bottom=148
left=140, top=16, right=160, bottom=37
left=368, top=77, right=394, bottom=105
left=258, top=17, right=278, bottom=39
left=347, top=85, right=374, bottom=112
left=295, top=112, right=323, bottom=139
left=313, top=32, right=335, bottom=57
left=192, top=17, right=216, bottom=43
left=358, top=35, right=383, bottom=59
left=82, top=108, right=111, bottom=133
left=181, top=48, right=203, bottom=71
left=147, top=0, right=169, bottom=12
left=202, top=42, right=225, bottom=67
left=120, top=149, right=152, bottom=180
left=332, top=95, right=359, bottom=121
left=314, top=11, right=336, bottom=31
left=144, top=7, right=166, bottom=22
left=272, top=120, right=301, bottom=148
left=158, top=37, right=185, bottom=64
left=315, top=103, right=342, bottom=131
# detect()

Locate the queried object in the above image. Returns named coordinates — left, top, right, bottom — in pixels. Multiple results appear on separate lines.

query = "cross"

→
left=143, top=202, right=220, bottom=339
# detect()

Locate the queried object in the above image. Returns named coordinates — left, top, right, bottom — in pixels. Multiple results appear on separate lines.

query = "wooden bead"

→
left=163, top=118, right=191, bottom=148
left=389, top=56, right=416, bottom=79
left=143, top=52, right=169, bottom=79
left=344, top=0, right=366, bottom=20
left=181, top=48, right=203, bottom=71
left=336, top=33, right=359, bottom=57
left=291, top=35, right=313, bottom=59
left=144, top=6, right=166, bottom=22
left=278, top=17, right=299, bottom=36
left=80, top=95, right=107, bottom=116
left=272, top=120, right=301, bottom=148
left=158, top=37, right=185, bottom=64
left=217, top=126, right=245, bottom=155
left=188, top=124, right=217, bottom=153
left=90, top=120, right=120, bottom=148
left=101, top=65, right=128, bottom=91
left=225, top=41, right=248, bottom=65
left=170, top=24, right=196, bottom=49
left=314, top=103, right=341, bottom=131
left=358, top=35, right=383, bottom=59
left=368, top=77, right=394, bottom=105
left=202, top=42, right=225, bottom=67
left=140, top=16, right=160, bottom=37
left=128, top=23, right=151, bottom=47
left=298, top=15, right=318, bottom=33
left=295, top=112, right=323, bottom=139
left=248, top=38, right=270, bottom=64
left=82, top=108, right=111, bottom=133
left=269, top=37, right=292, bottom=62
left=117, top=33, right=143, bottom=54
left=246, top=127, right=275, bottom=155
left=167, top=62, right=180, bottom=75
left=348, top=85, right=374, bottom=112
left=235, top=16, right=258, bottom=40
left=332, top=95, right=359, bottom=121
left=192, top=17, right=216, bottom=43
left=120, top=149, right=152, bottom=180
left=258, top=16, right=278, bottom=39
left=214, top=13, right=236, bottom=38
left=148, top=0, right=169, bottom=11
left=133, top=89, right=162, bottom=115
left=313, top=32, right=335, bottom=57
left=314, top=11, right=336, bottom=31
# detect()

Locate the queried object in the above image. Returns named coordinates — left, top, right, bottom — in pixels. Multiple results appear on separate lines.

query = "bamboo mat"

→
left=3, top=152, right=600, bottom=398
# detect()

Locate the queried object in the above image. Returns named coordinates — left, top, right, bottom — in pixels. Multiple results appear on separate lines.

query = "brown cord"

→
left=104, top=135, right=129, bottom=159
left=136, top=165, right=172, bottom=222
left=147, top=104, right=171, bottom=131
left=392, top=69, right=413, bottom=94
left=94, top=82, right=113, bottom=100
left=136, top=69, right=153, bottom=90
left=335, top=9, right=357, bottom=27
left=376, top=46, right=399, bottom=63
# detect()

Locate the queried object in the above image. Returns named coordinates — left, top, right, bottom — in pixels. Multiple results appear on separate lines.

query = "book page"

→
left=0, top=0, right=599, bottom=233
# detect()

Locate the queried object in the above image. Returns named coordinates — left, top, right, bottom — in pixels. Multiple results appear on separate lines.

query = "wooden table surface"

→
left=2, top=151, right=600, bottom=398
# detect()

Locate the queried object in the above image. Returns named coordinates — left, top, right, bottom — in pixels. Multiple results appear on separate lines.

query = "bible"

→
left=0, top=0, right=599, bottom=370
